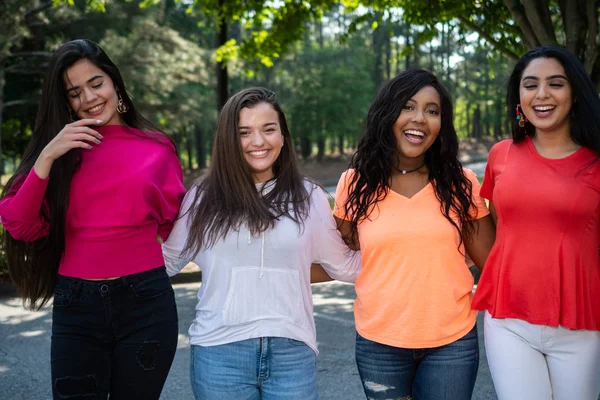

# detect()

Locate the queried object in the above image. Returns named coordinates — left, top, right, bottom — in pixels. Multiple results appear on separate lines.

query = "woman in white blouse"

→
left=162, top=87, right=360, bottom=400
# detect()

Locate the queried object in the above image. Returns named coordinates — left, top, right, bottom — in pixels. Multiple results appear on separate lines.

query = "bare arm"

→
left=310, top=263, right=333, bottom=283
left=488, top=201, right=498, bottom=225
left=334, top=216, right=360, bottom=251
left=463, top=214, right=496, bottom=270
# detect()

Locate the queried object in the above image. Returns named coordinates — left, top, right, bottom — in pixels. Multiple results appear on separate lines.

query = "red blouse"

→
left=472, top=138, right=600, bottom=330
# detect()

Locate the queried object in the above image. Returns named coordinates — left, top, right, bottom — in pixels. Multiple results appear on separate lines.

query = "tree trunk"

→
left=338, top=134, right=344, bottom=155
left=0, top=68, right=5, bottom=175
left=194, top=125, right=206, bottom=169
left=301, top=137, right=312, bottom=159
left=372, top=13, right=385, bottom=89
left=385, top=26, right=391, bottom=80
left=186, top=132, right=193, bottom=170
left=316, top=136, right=325, bottom=162
left=472, top=106, right=481, bottom=139
left=216, top=1, right=228, bottom=111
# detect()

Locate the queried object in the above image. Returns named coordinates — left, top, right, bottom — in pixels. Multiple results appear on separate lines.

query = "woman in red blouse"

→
left=473, top=45, right=600, bottom=400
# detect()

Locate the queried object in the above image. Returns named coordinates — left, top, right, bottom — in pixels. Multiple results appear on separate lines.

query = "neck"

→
left=395, top=156, right=426, bottom=172
left=532, top=124, right=575, bottom=151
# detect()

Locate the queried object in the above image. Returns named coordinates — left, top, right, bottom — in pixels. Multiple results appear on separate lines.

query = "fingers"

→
left=68, top=118, right=103, bottom=127
left=72, top=141, right=94, bottom=150
left=71, top=133, right=101, bottom=144
left=62, top=125, right=103, bottom=140
left=74, top=126, right=103, bottom=140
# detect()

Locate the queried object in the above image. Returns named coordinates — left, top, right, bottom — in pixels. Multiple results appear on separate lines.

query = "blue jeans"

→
left=51, top=267, right=178, bottom=399
left=355, top=325, right=479, bottom=400
left=190, top=337, right=318, bottom=399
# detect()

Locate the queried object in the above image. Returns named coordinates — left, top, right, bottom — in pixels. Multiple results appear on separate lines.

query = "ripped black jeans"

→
left=51, top=267, right=178, bottom=399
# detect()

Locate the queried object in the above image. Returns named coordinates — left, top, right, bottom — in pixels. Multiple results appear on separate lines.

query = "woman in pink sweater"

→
left=0, top=39, right=185, bottom=399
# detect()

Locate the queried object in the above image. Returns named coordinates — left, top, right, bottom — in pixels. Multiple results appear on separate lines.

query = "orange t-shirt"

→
left=334, top=168, right=489, bottom=348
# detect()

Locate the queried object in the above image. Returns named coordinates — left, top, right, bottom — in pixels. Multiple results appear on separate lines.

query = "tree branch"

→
left=561, top=0, right=586, bottom=56
left=521, top=0, right=557, bottom=44
left=457, top=16, right=519, bottom=60
left=24, top=1, right=53, bottom=20
left=0, top=51, right=52, bottom=65
left=502, top=0, right=540, bottom=48
left=584, top=0, right=598, bottom=75
left=2, top=99, right=35, bottom=108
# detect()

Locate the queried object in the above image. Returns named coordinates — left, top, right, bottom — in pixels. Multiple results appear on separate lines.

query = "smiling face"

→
left=64, top=59, right=123, bottom=126
left=519, top=57, right=572, bottom=136
left=238, top=102, right=284, bottom=183
left=392, top=85, right=442, bottom=164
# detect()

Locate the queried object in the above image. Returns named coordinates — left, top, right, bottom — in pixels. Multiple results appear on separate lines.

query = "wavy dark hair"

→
left=182, top=87, right=311, bottom=255
left=1, top=39, right=170, bottom=310
left=507, top=45, right=600, bottom=155
left=342, top=69, right=476, bottom=246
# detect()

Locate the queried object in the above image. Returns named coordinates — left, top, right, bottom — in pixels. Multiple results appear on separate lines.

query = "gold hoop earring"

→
left=117, top=92, right=129, bottom=114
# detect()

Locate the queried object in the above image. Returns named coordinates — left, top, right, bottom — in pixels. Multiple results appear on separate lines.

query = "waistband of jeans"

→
left=56, top=266, right=167, bottom=293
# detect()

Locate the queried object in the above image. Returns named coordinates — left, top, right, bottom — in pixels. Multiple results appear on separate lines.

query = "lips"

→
left=532, top=104, right=556, bottom=117
left=403, top=129, right=426, bottom=144
left=85, top=102, right=106, bottom=115
left=248, top=149, right=270, bottom=157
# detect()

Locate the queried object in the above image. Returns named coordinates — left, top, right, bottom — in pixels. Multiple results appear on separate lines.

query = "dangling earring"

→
left=516, top=104, right=528, bottom=127
left=117, top=92, right=129, bottom=114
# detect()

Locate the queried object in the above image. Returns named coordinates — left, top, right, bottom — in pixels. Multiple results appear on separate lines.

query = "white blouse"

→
left=162, top=180, right=361, bottom=353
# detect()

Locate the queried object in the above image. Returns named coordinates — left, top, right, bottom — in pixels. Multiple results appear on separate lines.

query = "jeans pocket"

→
left=287, top=338, right=308, bottom=347
left=53, top=289, right=73, bottom=307
left=53, top=280, right=74, bottom=307
left=130, top=274, right=173, bottom=299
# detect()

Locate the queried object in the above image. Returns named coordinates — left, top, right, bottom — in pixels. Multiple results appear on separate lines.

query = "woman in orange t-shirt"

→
left=334, top=69, right=495, bottom=400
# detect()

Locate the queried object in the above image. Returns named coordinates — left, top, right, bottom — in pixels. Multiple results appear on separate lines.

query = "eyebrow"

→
left=238, top=122, right=278, bottom=129
left=521, top=74, right=568, bottom=81
left=66, top=75, right=104, bottom=93
left=406, top=99, right=440, bottom=108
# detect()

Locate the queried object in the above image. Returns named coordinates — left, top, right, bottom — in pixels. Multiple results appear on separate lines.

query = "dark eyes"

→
left=68, top=82, right=103, bottom=98
left=402, top=105, right=439, bottom=115
left=240, top=128, right=276, bottom=136
left=523, top=83, right=564, bottom=89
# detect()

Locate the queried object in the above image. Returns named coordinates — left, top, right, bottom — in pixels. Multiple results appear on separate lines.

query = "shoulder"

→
left=461, top=167, right=480, bottom=184
left=145, top=130, right=177, bottom=151
left=488, top=139, right=513, bottom=157
left=337, top=168, right=357, bottom=188
left=303, top=178, right=326, bottom=200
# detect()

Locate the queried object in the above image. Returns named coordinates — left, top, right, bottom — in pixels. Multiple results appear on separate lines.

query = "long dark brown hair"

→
left=182, top=87, right=311, bottom=256
left=342, top=69, right=476, bottom=247
left=1, top=39, right=170, bottom=310
left=507, top=45, right=600, bottom=155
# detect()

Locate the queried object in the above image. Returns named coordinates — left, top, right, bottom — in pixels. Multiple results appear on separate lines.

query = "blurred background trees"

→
left=2, top=0, right=595, bottom=174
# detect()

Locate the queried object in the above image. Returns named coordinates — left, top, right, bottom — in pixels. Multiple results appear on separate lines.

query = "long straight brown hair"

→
left=182, top=87, right=311, bottom=257
left=1, top=39, right=172, bottom=310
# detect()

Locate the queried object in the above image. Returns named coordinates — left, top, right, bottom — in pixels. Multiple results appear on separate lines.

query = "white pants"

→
left=484, top=311, right=600, bottom=400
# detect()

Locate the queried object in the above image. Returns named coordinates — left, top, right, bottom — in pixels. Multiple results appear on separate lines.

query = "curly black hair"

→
left=341, top=69, right=476, bottom=248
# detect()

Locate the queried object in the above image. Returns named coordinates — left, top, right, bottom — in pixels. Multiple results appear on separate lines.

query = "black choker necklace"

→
left=395, top=162, right=425, bottom=175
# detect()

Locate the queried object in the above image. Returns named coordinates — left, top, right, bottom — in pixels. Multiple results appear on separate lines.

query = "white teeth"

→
left=249, top=150, right=268, bottom=156
left=87, top=103, right=104, bottom=112
left=404, top=130, right=425, bottom=137
left=533, top=106, right=555, bottom=111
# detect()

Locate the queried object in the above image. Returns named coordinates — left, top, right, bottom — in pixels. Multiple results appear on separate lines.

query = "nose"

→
left=412, top=109, right=426, bottom=123
left=81, top=88, right=98, bottom=104
left=251, top=131, right=265, bottom=146
left=536, top=83, right=549, bottom=99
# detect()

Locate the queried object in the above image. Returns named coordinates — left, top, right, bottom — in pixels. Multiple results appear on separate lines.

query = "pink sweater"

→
left=0, top=125, right=186, bottom=279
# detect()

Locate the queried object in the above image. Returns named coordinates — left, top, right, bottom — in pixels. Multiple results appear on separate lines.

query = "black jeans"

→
left=51, top=267, right=178, bottom=399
